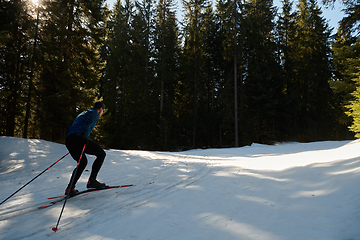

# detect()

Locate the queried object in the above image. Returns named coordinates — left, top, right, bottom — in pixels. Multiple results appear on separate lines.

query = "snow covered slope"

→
left=0, top=137, right=360, bottom=240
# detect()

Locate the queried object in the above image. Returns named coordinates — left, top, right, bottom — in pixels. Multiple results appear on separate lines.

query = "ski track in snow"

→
left=1, top=137, right=360, bottom=240
left=0, top=138, right=213, bottom=239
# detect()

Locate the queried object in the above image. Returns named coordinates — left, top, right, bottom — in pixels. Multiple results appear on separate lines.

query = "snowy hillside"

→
left=0, top=136, right=360, bottom=240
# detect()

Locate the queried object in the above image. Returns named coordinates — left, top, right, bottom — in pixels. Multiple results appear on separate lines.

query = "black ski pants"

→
left=65, top=133, right=106, bottom=189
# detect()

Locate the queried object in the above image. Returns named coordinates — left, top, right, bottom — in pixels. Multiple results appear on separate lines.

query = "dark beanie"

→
left=94, top=101, right=105, bottom=110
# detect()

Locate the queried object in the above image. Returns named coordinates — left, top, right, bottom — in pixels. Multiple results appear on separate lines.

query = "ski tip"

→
left=52, top=227, right=58, bottom=232
left=48, top=195, right=63, bottom=200
left=38, top=206, right=47, bottom=209
left=120, top=184, right=135, bottom=188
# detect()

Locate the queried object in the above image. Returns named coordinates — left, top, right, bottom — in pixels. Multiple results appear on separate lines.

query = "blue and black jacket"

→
left=67, top=108, right=99, bottom=137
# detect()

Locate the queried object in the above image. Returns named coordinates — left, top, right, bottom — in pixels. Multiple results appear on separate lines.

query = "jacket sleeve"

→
left=84, top=110, right=99, bottom=136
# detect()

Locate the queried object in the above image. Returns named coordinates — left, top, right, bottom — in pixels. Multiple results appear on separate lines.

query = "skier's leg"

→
left=65, top=134, right=88, bottom=189
left=67, top=154, right=88, bottom=189
left=84, top=139, right=106, bottom=181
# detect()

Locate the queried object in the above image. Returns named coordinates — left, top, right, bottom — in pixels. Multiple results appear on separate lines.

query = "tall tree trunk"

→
left=23, top=6, right=40, bottom=138
left=234, top=0, right=238, bottom=147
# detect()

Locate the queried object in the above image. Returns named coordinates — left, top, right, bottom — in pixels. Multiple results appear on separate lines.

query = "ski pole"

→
left=53, top=144, right=86, bottom=232
left=0, top=152, right=70, bottom=206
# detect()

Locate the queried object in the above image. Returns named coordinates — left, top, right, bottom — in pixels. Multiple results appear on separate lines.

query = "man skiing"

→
left=65, top=101, right=107, bottom=197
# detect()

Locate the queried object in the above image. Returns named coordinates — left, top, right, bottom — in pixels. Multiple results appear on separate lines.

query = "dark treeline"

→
left=1, top=0, right=359, bottom=150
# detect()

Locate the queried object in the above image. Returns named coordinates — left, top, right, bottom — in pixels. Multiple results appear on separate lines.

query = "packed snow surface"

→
left=0, top=136, right=360, bottom=240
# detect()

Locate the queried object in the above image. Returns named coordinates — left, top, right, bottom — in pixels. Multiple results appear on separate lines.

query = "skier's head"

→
left=94, top=101, right=105, bottom=116
left=94, top=101, right=105, bottom=110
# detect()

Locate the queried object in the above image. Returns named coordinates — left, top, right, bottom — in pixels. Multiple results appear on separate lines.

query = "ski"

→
left=39, top=185, right=134, bottom=209
left=39, top=181, right=154, bottom=209
left=47, top=184, right=136, bottom=200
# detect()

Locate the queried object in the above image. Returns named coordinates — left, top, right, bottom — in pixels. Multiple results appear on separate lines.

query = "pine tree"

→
left=0, top=0, right=31, bottom=137
left=331, top=28, right=358, bottom=137
left=199, top=6, right=225, bottom=147
left=37, top=0, right=107, bottom=141
left=332, top=0, right=360, bottom=138
left=346, top=59, right=360, bottom=137
left=101, top=0, right=157, bottom=149
left=290, top=0, right=337, bottom=140
left=23, top=0, right=45, bottom=139
left=100, top=0, right=133, bottom=148
left=153, top=0, right=180, bottom=149
left=215, top=0, right=243, bottom=147
left=126, top=0, right=156, bottom=148
left=242, top=0, right=283, bottom=143
left=180, top=0, right=212, bottom=148
left=338, top=0, right=360, bottom=37
left=276, top=0, right=298, bottom=139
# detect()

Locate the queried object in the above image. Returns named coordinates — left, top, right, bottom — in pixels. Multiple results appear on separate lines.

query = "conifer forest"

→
left=1, top=0, right=360, bottom=150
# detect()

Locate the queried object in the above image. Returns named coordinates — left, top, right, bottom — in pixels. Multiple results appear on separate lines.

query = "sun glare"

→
left=31, top=0, right=39, bottom=6
left=28, top=0, right=42, bottom=18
